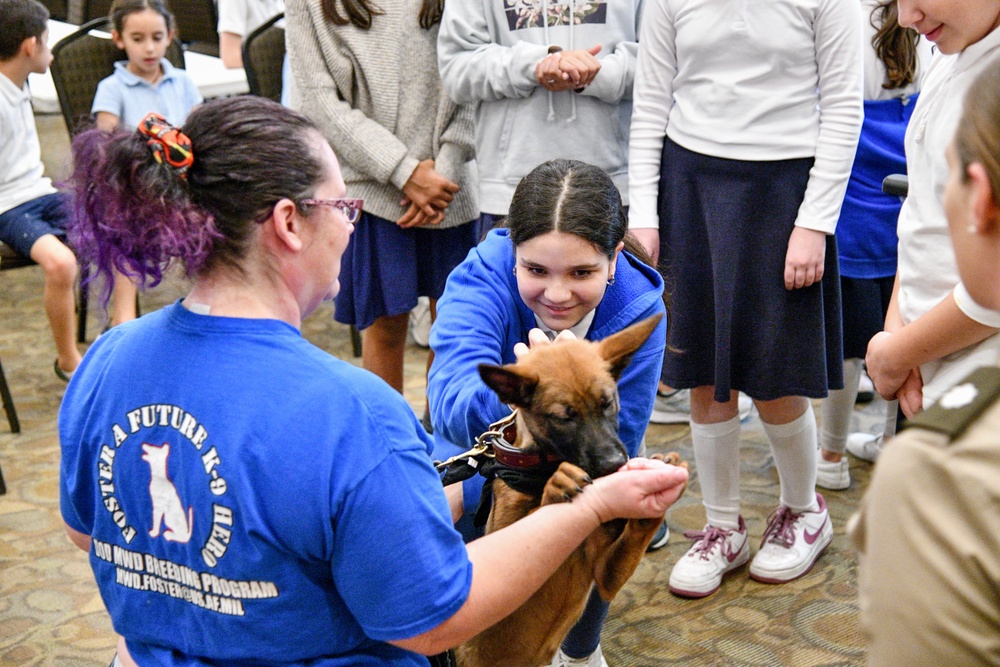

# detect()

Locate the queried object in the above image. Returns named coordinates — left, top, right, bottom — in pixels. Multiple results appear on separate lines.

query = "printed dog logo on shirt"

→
left=142, top=442, right=194, bottom=543
left=504, top=0, right=607, bottom=31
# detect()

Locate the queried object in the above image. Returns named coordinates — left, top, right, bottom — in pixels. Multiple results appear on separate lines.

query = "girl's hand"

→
left=535, top=45, right=602, bottom=91
left=897, top=367, right=924, bottom=418
left=397, top=200, right=443, bottom=228
left=629, top=228, right=660, bottom=267
left=556, top=45, right=602, bottom=88
left=402, top=160, right=460, bottom=218
left=535, top=52, right=570, bottom=91
left=513, top=328, right=576, bottom=359
left=784, top=227, right=827, bottom=290
left=865, top=331, right=912, bottom=400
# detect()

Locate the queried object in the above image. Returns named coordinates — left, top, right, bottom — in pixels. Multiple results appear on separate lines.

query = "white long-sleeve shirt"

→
left=628, top=0, right=863, bottom=233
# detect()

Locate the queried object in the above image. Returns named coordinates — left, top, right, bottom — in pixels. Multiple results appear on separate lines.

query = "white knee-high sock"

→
left=761, top=403, right=821, bottom=513
left=690, top=415, right=742, bottom=529
left=883, top=398, right=899, bottom=439
left=819, top=358, right=862, bottom=454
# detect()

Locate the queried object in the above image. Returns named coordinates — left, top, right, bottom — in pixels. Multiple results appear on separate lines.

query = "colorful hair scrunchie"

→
left=138, top=112, right=194, bottom=179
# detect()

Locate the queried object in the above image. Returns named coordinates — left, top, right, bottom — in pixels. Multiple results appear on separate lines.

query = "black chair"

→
left=39, top=0, right=68, bottom=21
left=0, top=241, right=35, bottom=492
left=882, top=174, right=909, bottom=198
left=0, top=242, right=31, bottom=437
left=67, top=0, right=111, bottom=24
left=242, top=12, right=284, bottom=102
left=167, top=0, right=221, bottom=56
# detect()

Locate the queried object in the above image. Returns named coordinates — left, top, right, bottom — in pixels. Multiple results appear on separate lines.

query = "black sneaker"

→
left=646, top=520, right=670, bottom=552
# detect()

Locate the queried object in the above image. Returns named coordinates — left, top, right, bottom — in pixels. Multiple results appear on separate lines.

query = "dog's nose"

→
left=593, top=445, right=628, bottom=479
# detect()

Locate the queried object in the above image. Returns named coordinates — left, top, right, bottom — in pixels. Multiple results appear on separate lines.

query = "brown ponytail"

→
left=871, top=0, right=920, bottom=90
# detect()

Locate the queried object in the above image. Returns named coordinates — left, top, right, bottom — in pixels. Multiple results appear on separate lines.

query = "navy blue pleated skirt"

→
left=334, top=212, right=484, bottom=330
left=657, top=138, right=843, bottom=402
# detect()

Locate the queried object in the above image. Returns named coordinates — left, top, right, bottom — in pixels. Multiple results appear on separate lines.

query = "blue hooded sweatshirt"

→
left=428, top=228, right=666, bottom=516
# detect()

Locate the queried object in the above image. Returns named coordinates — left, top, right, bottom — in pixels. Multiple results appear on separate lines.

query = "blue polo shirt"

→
left=91, top=59, right=202, bottom=131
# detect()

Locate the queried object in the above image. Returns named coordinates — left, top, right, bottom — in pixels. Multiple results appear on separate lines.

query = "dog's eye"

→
left=553, top=406, right=576, bottom=422
left=600, top=396, right=613, bottom=411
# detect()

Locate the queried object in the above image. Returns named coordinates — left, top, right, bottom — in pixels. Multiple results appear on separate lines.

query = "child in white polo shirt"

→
left=0, top=0, right=82, bottom=380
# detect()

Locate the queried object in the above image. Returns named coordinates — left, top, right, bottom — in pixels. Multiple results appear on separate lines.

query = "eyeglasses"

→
left=298, top=198, right=364, bottom=224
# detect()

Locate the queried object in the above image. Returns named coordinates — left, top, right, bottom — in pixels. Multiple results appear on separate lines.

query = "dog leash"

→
left=434, top=410, right=564, bottom=527
left=433, top=411, right=518, bottom=485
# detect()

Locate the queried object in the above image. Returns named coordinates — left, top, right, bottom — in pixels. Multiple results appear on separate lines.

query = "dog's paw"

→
left=651, top=451, right=689, bottom=497
left=542, top=462, right=592, bottom=505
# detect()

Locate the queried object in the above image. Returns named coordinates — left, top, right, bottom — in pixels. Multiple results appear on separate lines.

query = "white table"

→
left=29, top=20, right=249, bottom=114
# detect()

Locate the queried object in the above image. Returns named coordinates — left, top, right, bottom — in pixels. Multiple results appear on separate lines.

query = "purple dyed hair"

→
left=67, top=96, right=327, bottom=308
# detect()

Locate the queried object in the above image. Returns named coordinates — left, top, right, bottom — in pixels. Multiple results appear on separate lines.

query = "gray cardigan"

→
left=286, top=0, right=478, bottom=228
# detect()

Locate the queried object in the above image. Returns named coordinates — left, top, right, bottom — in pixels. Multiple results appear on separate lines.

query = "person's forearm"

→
left=883, top=273, right=903, bottom=332
left=219, top=32, right=244, bottom=68
left=390, top=496, right=602, bottom=654
left=883, top=293, right=999, bottom=369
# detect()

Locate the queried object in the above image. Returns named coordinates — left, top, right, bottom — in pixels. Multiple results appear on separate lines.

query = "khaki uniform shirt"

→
left=851, top=366, right=1000, bottom=666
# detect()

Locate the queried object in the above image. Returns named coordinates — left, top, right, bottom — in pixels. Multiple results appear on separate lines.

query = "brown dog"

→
left=454, top=314, right=687, bottom=667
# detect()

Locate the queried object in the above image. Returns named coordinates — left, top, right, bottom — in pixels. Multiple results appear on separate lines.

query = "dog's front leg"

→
left=592, top=453, right=689, bottom=600
left=591, top=517, right=660, bottom=600
left=541, top=462, right=592, bottom=506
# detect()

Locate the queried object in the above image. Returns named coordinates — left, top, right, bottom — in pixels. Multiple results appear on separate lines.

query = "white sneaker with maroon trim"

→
left=549, top=645, right=609, bottom=667
left=749, top=493, right=833, bottom=584
left=668, top=516, right=749, bottom=598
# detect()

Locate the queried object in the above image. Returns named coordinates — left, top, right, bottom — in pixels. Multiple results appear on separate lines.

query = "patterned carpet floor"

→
left=0, top=113, right=882, bottom=666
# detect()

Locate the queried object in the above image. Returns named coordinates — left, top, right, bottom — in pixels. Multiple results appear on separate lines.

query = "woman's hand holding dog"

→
left=581, top=458, right=689, bottom=525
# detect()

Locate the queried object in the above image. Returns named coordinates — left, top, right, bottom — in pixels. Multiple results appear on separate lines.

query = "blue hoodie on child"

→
left=428, top=228, right=666, bottom=517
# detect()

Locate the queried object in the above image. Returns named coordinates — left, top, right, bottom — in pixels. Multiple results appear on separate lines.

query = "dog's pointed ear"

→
left=478, top=363, right=539, bottom=408
left=598, top=314, right=664, bottom=380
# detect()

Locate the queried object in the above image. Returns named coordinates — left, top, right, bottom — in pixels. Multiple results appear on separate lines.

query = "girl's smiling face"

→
left=514, top=231, right=623, bottom=331
left=897, top=0, right=1000, bottom=54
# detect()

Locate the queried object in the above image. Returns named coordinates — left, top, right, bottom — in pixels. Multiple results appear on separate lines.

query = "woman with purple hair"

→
left=56, top=95, right=688, bottom=667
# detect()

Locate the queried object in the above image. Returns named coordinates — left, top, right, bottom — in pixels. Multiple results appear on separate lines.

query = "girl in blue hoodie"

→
left=428, top=159, right=666, bottom=667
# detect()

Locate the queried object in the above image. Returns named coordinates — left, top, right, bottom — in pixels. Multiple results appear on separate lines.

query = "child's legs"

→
left=823, top=274, right=896, bottom=456
left=820, top=357, right=862, bottom=459
left=424, top=298, right=438, bottom=405
left=30, top=234, right=81, bottom=372
left=362, top=312, right=409, bottom=392
left=560, top=589, right=609, bottom=659
left=333, top=213, right=418, bottom=392
left=0, top=193, right=80, bottom=372
left=690, top=386, right=742, bottom=528
left=757, top=396, right=819, bottom=513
